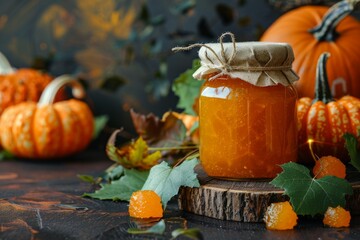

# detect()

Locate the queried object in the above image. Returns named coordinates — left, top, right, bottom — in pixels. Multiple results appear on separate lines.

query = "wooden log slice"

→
left=178, top=166, right=360, bottom=222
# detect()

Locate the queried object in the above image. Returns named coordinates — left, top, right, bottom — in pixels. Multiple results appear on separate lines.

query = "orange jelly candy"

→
left=199, top=76, right=297, bottom=179
left=128, top=190, right=163, bottom=219
left=323, top=206, right=351, bottom=228
left=313, top=156, right=346, bottom=179
left=264, top=201, right=298, bottom=230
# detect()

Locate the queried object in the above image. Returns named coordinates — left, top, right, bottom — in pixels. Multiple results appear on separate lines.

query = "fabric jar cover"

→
left=193, top=41, right=299, bottom=87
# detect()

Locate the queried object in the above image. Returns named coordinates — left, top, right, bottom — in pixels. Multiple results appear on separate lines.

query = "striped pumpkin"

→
left=0, top=75, right=94, bottom=159
left=297, top=53, right=360, bottom=164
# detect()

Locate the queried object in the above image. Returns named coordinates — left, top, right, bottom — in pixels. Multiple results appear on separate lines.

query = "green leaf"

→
left=189, top=120, right=199, bottom=135
left=127, top=220, right=165, bottom=235
left=77, top=174, right=101, bottom=184
left=171, top=228, right=203, bottom=240
left=270, top=162, right=353, bottom=216
left=0, top=150, right=14, bottom=161
left=142, top=158, right=200, bottom=208
left=344, top=133, right=360, bottom=172
left=103, top=164, right=124, bottom=181
left=83, top=168, right=149, bottom=201
left=172, top=59, right=203, bottom=116
left=93, top=115, right=109, bottom=139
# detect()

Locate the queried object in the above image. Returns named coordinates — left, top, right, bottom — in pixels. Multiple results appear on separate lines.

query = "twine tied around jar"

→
left=172, top=32, right=294, bottom=81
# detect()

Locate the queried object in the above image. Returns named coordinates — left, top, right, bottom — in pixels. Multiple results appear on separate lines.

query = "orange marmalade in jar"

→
left=192, top=37, right=299, bottom=179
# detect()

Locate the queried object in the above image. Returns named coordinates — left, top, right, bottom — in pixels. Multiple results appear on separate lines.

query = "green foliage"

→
left=189, top=120, right=199, bottom=135
left=142, top=158, right=200, bottom=208
left=77, top=174, right=102, bottom=185
left=0, top=150, right=14, bottom=161
left=172, top=59, right=203, bottom=116
left=103, top=164, right=124, bottom=181
left=82, top=157, right=199, bottom=205
left=128, top=220, right=166, bottom=235
left=92, top=115, right=109, bottom=139
left=78, top=164, right=123, bottom=184
left=171, top=228, right=204, bottom=240
left=270, top=162, right=353, bottom=216
left=83, top=168, right=149, bottom=201
left=344, top=133, right=360, bottom=172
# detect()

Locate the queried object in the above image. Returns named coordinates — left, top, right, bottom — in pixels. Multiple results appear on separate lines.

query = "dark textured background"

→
left=0, top=0, right=342, bottom=131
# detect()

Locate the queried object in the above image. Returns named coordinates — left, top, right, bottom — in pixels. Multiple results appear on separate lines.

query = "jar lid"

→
left=192, top=39, right=299, bottom=87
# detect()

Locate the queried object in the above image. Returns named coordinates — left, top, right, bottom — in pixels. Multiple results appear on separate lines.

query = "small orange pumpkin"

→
left=0, top=68, right=56, bottom=115
left=0, top=75, right=94, bottom=159
left=297, top=52, right=360, bottom=164
left=261, top=0, right=360, bottom=99
left=0, top=51, right=62, bottom=115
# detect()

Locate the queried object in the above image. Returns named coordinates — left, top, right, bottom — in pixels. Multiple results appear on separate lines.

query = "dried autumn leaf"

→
left=130, top=109, right=187, bottom=148
left=106, top=129, right=162, bottom=170
left=130, top=109, right=163, bottom=144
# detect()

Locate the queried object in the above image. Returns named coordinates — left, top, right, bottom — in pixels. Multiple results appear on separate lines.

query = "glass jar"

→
left=193, top=40, right=299, bottom=179
left=199, top=75, right=297, bottom=179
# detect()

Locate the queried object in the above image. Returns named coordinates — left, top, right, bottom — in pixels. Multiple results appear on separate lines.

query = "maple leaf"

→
left=270, top=162, right=353, bottom=216
left=130, top=109, right=187, bottom=148
left=172, top=59, right=203, bottom=116
left=344, top=133, right=360, bottom=172
left=142, top=158, right=200, bottom=208
left=83, top=168, right=149, bottom=201
left=106, top=129, right=162, bottom=170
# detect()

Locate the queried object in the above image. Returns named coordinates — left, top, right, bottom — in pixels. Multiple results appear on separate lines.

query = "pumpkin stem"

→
left=38, top=75, right=85, bottom=106
left=309, top=0, right=360, bottom=41
left=0, top=51, right=15, bottom=74
left=313, top=52, right=333, bottom=104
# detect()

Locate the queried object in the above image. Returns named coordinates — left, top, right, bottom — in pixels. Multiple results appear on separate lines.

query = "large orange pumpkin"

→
left=297, top=52, right=360, bottom=164
left=261, top=0, right=360, bottom=99
left=0, top=75, right=94, bottom=159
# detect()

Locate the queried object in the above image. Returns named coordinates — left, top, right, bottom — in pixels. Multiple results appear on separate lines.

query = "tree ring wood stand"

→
left=178, top=166, right=360, bottom=222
